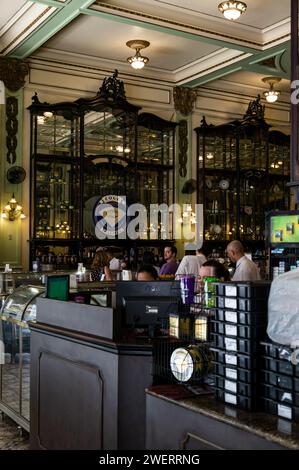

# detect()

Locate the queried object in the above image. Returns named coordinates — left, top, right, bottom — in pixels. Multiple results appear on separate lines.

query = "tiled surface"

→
left=0, top=415, right=29, bottom=450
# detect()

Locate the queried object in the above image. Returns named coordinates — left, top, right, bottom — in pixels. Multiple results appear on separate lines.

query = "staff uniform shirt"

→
left=232, top=256, right=261, bottom=281
left=175, top=255, right=207, bottom=279
left=159, top=260, right=179, bottom=276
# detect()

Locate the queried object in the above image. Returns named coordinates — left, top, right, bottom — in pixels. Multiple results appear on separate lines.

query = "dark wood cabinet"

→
left=195, top=96, right=290, bottom=248
left=28, top=72, right=176, bottom=269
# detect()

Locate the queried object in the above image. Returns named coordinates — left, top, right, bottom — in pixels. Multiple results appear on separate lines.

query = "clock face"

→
left=206, top=178, right=213, bottom=189
left=219, top=179, right=229, bottom=190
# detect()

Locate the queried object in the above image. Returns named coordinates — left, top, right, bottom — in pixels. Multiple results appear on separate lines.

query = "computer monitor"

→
left=46, top=274, right=69, bottom=301
left=116, top=281, right=181, bottom=331
left=266, top=210, right=299, bottom=247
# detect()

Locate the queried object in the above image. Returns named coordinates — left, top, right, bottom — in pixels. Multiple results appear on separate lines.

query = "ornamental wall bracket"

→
left=0, top=58, right=29, bottom=92
left=173, top=86, right=198, bottom=116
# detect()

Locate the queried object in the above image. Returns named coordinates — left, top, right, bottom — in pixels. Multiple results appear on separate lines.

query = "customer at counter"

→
left=90, top=248, right=113, bottom=281
left=137, top=265, right=159, bottom=281
left=159, top=245, right=178, bottom=276
left=227, top=240, right=261, bottom=281
left=198, top=260, right=230, bottom=284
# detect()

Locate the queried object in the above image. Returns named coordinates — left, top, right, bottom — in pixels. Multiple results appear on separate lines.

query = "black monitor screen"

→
left=116, top=281, right=181, bottom=329
left=46, top=275, right=69, bottom=301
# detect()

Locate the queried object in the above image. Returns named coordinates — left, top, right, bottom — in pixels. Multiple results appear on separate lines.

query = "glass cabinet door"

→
left=33, top=112, right=80, bottom=157
left=34, top=160, right=80, bottom=239
left=83, top=110, right=136, bottom=162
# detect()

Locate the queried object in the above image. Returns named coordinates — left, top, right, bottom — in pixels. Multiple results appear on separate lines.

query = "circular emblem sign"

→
left=94, top=195, right=127, bottom=239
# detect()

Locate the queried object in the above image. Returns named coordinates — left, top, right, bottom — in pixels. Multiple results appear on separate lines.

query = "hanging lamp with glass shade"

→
left=218, top=1, right=247, bottom=21
left=126, top=40, right=150, bottom=70
left=262, top=77, right=281, bottom=103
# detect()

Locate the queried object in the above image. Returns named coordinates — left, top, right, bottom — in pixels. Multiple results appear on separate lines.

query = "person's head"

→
left=164, top=245, right=177, bottom=262
left=198, top=260, right=230, bottom=284
left=226, top=240, right=245, bottom=262
left=92, top=248, right=110, bottom=269
left=143, top=251, right=156, bottom=266
left=137, top=264, right=159, bottom=281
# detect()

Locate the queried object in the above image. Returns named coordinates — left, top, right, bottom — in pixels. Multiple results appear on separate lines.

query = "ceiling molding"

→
left=8, top=0, right=95, bottom=59
left=0, top=3, right=56, bottom=56
left=84, top=3, right=260, bottom=53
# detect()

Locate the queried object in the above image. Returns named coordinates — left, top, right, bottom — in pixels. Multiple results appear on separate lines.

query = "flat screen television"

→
left=116, top=281, right=181, bottom=332
left=46, top=274, right=69, bottom=301
left=266, top=210, right=299, bottom=247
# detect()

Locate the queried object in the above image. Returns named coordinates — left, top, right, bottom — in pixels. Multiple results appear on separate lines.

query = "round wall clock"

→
left=219, top=179, right=229, bottom=190
left=6, top=166, right=26, bottom=184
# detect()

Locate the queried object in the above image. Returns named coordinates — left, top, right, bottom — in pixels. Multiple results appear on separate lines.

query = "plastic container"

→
left=261, top=355, right=299, bottom=377
left=213, top=281, right=271, bottom=298
left=261, top=370, right=299, bottom=392
left=180, top=275, right=195, bottom=305
left=214, top=388, right=260, bottom=411
left=211, top=320, right=266, bottom=340
left=262, top=398, right=299, bottom=422
left=213, top=362, right=258, bottom=383
left=203, top=276, right=218, bottom=308
left=215, top=296, right=268, bottom=312
left=210, top=348, right=258, bottom=369
left=211, top=333, right=262, bottom=355
left=214, top=308, right=267, bottom=326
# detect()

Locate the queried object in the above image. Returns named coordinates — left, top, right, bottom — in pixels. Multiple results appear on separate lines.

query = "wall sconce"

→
left=218, top=1, right=247, bottom=21
left=126, top=40, right=150, bottom=70
left=262, top=77, right=281, bottom=103
left=1, top=194, right=26, bottom=221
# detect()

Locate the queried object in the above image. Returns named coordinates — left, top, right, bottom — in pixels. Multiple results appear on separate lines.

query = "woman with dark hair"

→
left=90, top=248, right=113, bottom=281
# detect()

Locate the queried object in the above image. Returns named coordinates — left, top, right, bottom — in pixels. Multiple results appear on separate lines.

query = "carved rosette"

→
left=0, top=58, right=29, bottom=92
left=173, top=86, right=197, bottom=116
left=178, top=120, right=188, bottom=178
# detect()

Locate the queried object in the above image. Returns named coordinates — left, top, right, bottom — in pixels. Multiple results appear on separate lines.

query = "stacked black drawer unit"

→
left=211, top=281, right=271, bottom=411
left=260, top=341, right=299, bottom=421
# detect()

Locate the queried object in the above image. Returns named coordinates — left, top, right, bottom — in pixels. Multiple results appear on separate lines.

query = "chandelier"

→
left=1, top=194, right=26, bottom=221
left=126, top=40, right=150, bottom=70
left=262, top=77, right=281, bottom=103
left=218, top=2, right=247, bottom=21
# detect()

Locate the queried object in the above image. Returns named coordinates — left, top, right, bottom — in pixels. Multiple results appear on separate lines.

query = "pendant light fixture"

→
left=218, top=2, right=247, bottom=21
left=262, top=77, right=281, bottom=103
left=126, top=40, right=150, bottom=70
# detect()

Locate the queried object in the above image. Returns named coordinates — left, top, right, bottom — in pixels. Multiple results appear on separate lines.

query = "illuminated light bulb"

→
left=43, top=111, right=53, bottom=118
left=206, top=152, right=214, bottom=160
left=218, top=1, right=247, bottom=21
left=198, top=155, right=203, bottom=161
left=264, top=90, right=279, bottom=103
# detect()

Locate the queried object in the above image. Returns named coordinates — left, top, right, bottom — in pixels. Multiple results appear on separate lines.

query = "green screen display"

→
left=270, top=215, right=299, bottom=244
left=46, top=275, right=69, bottom=301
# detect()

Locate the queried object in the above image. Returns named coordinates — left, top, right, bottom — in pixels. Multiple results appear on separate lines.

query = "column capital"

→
left=0, top=58, right=29, bottom=92
left=173, top=86, right=197, bottom=116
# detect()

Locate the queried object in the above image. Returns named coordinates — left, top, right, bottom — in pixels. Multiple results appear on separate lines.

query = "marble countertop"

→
left=147, top=386, right=299, bottom=450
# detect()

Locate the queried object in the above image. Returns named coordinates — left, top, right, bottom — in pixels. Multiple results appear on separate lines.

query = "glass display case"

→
left=0, top=285, right=45, bottom=430
left=195, top=96, right=290, bottom=247
left=29, top=71, right=176, bottom=269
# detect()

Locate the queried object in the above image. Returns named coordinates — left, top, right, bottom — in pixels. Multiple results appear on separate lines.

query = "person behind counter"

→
left=226, top=240, right=261, bottom=281
left=90, top=248, right=113, bottom=281
left=159, top=245, right=178, bottom=276
left=137, top=264, right=159, bottom=281
left=198, top=260, right=230, bottom=284
left=175, top=248, right=207, bottom=279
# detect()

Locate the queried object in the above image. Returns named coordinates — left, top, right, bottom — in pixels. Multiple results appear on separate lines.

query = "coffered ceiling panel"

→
left=44, top=14, right=221, bottom=71
left=95, top=0, right=290, bottom=31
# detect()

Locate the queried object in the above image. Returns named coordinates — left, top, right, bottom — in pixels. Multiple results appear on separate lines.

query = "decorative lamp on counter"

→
left=262, top=77, right=281, bottom=103
left=1, top=194, right=26, bottom=221
left=218, top=1, right=247, bottom=21
left=126, top=40, right=150, bottom=70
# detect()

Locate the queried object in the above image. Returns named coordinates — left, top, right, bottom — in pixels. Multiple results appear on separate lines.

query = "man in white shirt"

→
left=175, top=249, right=207, bottom=279
left=227, top=240, right=261, bottom=281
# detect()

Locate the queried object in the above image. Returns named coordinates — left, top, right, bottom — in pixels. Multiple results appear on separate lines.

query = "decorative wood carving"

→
left=0, top=58, right=29, bottom=92
left=99, top=69, right=126, bottom=102
left=173, top=86, right=197, bottom=116
left=178, top=120, right=188, bottom=178
left=6, top=97, right=18, bottom=164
